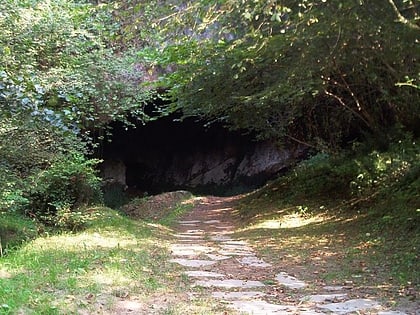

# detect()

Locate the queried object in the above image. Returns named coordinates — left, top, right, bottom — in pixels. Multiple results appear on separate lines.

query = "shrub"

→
left=291, top=152, right=358, bottom=197
left=0, top=163, right=29, bottom=213
left=28, top=154, right=103, bottom=225
left=289, top=136, right=419, bottom=200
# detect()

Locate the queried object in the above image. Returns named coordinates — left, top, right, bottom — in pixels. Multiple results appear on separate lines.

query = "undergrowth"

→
left=0, top=213, right=38, bottom=256
left=236, top=137, right=419, bottom=301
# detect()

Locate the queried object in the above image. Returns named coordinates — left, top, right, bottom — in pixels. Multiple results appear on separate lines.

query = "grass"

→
left=0, top=212, right=38, bottom=256
left=0, top=209, right=165, bottom=314
left=0, top=201, right=228, bottom=314
left=234, top=140, right=419, bottom=307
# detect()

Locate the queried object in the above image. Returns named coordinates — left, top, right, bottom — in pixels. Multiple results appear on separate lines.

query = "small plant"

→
left=48, top=205, right=91, bottom=231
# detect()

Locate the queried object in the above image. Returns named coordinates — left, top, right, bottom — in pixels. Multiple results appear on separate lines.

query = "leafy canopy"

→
left=121, top=0, right=419, bottom=149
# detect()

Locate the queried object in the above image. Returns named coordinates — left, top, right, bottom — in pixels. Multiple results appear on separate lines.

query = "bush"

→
left=28, top=154, right=103, bottom=225
left=0, top=163, right=29, bottom=213
left=289, top=136, right=419, bottom=200
left=0, top=110, right=106, bottom=231
left=292, top=152, right=358, bottom=197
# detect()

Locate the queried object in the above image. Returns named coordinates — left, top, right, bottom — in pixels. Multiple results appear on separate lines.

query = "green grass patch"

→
left=0, top=212, right=38, bottom=255
left=0, top=205, right=200, bottom=314
left=0, top=200, right=230, bottom=314
left=0, top=208, right=161, bottom=313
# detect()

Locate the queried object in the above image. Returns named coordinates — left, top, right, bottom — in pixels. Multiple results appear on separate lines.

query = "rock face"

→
left=100, top=159, right=127, bottom=187
left=100, top=116, right=305, bottom=195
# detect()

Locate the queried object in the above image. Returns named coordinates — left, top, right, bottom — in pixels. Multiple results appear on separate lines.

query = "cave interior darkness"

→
left=99, top=113, right=263, bottom=196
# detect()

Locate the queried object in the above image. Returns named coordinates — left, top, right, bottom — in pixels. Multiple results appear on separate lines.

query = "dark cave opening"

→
left=99, top=114, right=302, bottom=197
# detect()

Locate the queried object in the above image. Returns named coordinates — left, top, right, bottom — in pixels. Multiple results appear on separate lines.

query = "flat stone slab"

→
left=203, top=220, right=221, bottom=224
left=218, top=244, right=254, bottom=256
left=295, top=310, right=325, bottom=315
left=238, top=256, right=272, bottom=268
left=276, top=272, right=307, bottom=289
left=170, top=259, right=217, bottom=268
left=194, top=279, right=265, bottom=289
left=229, top=301, right=325, bottom=315
left=178, top=220, right=201, bottom=224
left=210, top=235, right=233, bottom=242
left=212, top=291, right=266, bottom=300
left=205, top=253, right=231, bottom=261
left=185, top=271, right=225, bottom=278
left=173, top=234, right=204, bottom=239
left=223, top=240, right=248, bottom=245
left=221, top=244, right=253, bottom=251
left=218, top=249, right=254, bottom=256
left=318, top=298, right=380, bottom=314
left=323, top=285, right=345, bottom=291
left=170, top=244, right=213, bottom=256
left=300, top=294, right=348, bottom=303
left=228, top=300, right=298, bottom=315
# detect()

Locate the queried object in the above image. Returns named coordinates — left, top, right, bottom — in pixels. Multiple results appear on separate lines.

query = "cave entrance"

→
left=99, top=114, right=297, bottom=197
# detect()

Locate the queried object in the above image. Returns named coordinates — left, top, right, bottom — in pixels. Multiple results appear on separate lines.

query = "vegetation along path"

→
left=169, top=195, right=414, bottom=315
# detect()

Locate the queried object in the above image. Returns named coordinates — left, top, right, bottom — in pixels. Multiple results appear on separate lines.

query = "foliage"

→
left=0, top=0, right=154, bottom=131
left=0, top=113, right=103, bottom=228
left=0, top=164, right=28, bottom=214
left=290, top=136, right=419, bottom=199
left=2, top=0, right=418, bottom=229
left=0, top=0, right=155, bottom=228
left=28, top=154, right=103, bottom=225
left=128, top=0, right=419, bottom=150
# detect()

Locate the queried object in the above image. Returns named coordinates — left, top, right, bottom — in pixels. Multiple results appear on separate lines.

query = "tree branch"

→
left=324, top=89, right=372, bottom=129
left=387, top=0, right=420, bottom=29
left=285, top=134, right=318, bottom=149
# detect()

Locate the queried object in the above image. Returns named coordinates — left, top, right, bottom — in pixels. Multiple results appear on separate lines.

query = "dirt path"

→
left=169, top=196, right=410, bottom=315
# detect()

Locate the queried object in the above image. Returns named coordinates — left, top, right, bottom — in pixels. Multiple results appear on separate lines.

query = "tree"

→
left=131, top=0, right=419, bottom=150
left=0, top=0, right=128, bottom=220
left=0, top=0, right=154, bottom=132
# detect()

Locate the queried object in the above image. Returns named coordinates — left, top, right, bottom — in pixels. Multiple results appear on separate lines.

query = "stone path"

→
left=169, top=196, right=410, bottom=315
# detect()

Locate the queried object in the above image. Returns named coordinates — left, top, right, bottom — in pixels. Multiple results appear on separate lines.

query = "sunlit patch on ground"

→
left=241, top=211, right=327, bottom=231
left=89, top=269, right=133, bottom=287
left=0, top=269, right=11, bottom=278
